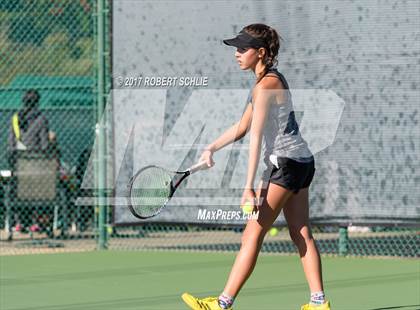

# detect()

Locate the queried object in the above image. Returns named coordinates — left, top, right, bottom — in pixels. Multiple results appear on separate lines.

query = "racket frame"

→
left=127, top=165, right=192, bottom=219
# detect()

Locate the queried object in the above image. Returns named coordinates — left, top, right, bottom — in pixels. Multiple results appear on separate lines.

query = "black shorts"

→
left=262, top=156, right=316, bottom=194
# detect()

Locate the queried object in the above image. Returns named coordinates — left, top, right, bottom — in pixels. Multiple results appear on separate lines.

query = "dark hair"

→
left=19, top=89, right=41, bottom=131
left=242, top=24, right=283, bottom=83
left=22, top=89, right=40, bottom=109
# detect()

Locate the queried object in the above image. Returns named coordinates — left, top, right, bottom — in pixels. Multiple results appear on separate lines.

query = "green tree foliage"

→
left=0, top=0, right=94, bottom=86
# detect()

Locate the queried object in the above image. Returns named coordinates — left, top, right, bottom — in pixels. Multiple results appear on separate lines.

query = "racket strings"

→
left=130, top=167, right=172, bottom=218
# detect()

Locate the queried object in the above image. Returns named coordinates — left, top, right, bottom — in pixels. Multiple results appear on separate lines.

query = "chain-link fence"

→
left=0, top=1, right=418, bottom=258
left=0, top=0, right=98, bottom=251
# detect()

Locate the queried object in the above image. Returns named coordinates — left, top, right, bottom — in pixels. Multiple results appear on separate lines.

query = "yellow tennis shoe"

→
left=301, top=301, right=331, bottom=310
left=181, top=293, right=233, bottom=310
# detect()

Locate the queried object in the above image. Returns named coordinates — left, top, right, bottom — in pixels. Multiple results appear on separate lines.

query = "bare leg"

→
left=283, top=187, right=324, bottom=293
left=222, top=181, right=294, bottom=297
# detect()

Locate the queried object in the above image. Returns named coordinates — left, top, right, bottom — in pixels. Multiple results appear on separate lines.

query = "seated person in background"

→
left=7, top=89, right=51, bottom=234
left=7, top=89, right=49, bottom=154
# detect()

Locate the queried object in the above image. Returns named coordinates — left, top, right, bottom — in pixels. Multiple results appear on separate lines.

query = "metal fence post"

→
left=96, top=0, right=108, bottom=250
left=339, top=226, right=349, bottom=256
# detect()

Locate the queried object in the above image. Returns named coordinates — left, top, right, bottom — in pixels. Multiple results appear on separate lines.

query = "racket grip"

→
left=189, top=160, right=210, bottom=174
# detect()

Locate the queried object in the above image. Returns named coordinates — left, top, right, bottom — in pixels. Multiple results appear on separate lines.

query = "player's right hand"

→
left=199, top=148, right=215, bottom=168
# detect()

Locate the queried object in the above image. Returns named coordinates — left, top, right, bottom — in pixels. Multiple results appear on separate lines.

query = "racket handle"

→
left=188, top=160, right=210, bottom=174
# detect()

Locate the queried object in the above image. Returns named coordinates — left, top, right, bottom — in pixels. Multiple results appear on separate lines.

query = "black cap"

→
left=223, top=30, right=267, bottom=49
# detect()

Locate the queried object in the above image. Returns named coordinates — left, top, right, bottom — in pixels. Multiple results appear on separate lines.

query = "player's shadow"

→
left=368, top=305, right=420, bottom=310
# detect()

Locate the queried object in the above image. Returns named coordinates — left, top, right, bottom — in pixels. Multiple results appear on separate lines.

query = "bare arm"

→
left=206, top=102, right=253, bottom=152
left=245, top=84, right=273, bottom=189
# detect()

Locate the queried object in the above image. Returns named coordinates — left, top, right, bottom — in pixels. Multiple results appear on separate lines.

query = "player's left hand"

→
left=241, top=188, right=257, bottom=210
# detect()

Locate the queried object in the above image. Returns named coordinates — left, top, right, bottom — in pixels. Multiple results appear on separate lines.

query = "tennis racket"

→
left=127, top=161, right=209, bottom=219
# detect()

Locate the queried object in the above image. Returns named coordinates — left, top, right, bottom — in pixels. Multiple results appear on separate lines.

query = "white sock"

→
left=310, top=291, right=325, bottom=305
left=218, top=291, right=234, bottom=309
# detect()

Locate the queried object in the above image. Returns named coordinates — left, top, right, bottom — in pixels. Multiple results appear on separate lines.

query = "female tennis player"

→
left=181, top=24, right=330, bottom=310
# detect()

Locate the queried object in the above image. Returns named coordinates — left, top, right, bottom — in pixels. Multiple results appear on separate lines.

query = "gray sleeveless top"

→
left=247, top=68, right=314, bottom=164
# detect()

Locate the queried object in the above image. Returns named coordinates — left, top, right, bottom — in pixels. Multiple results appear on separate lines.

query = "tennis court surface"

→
left=1, top=251, right=418, bottom=310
